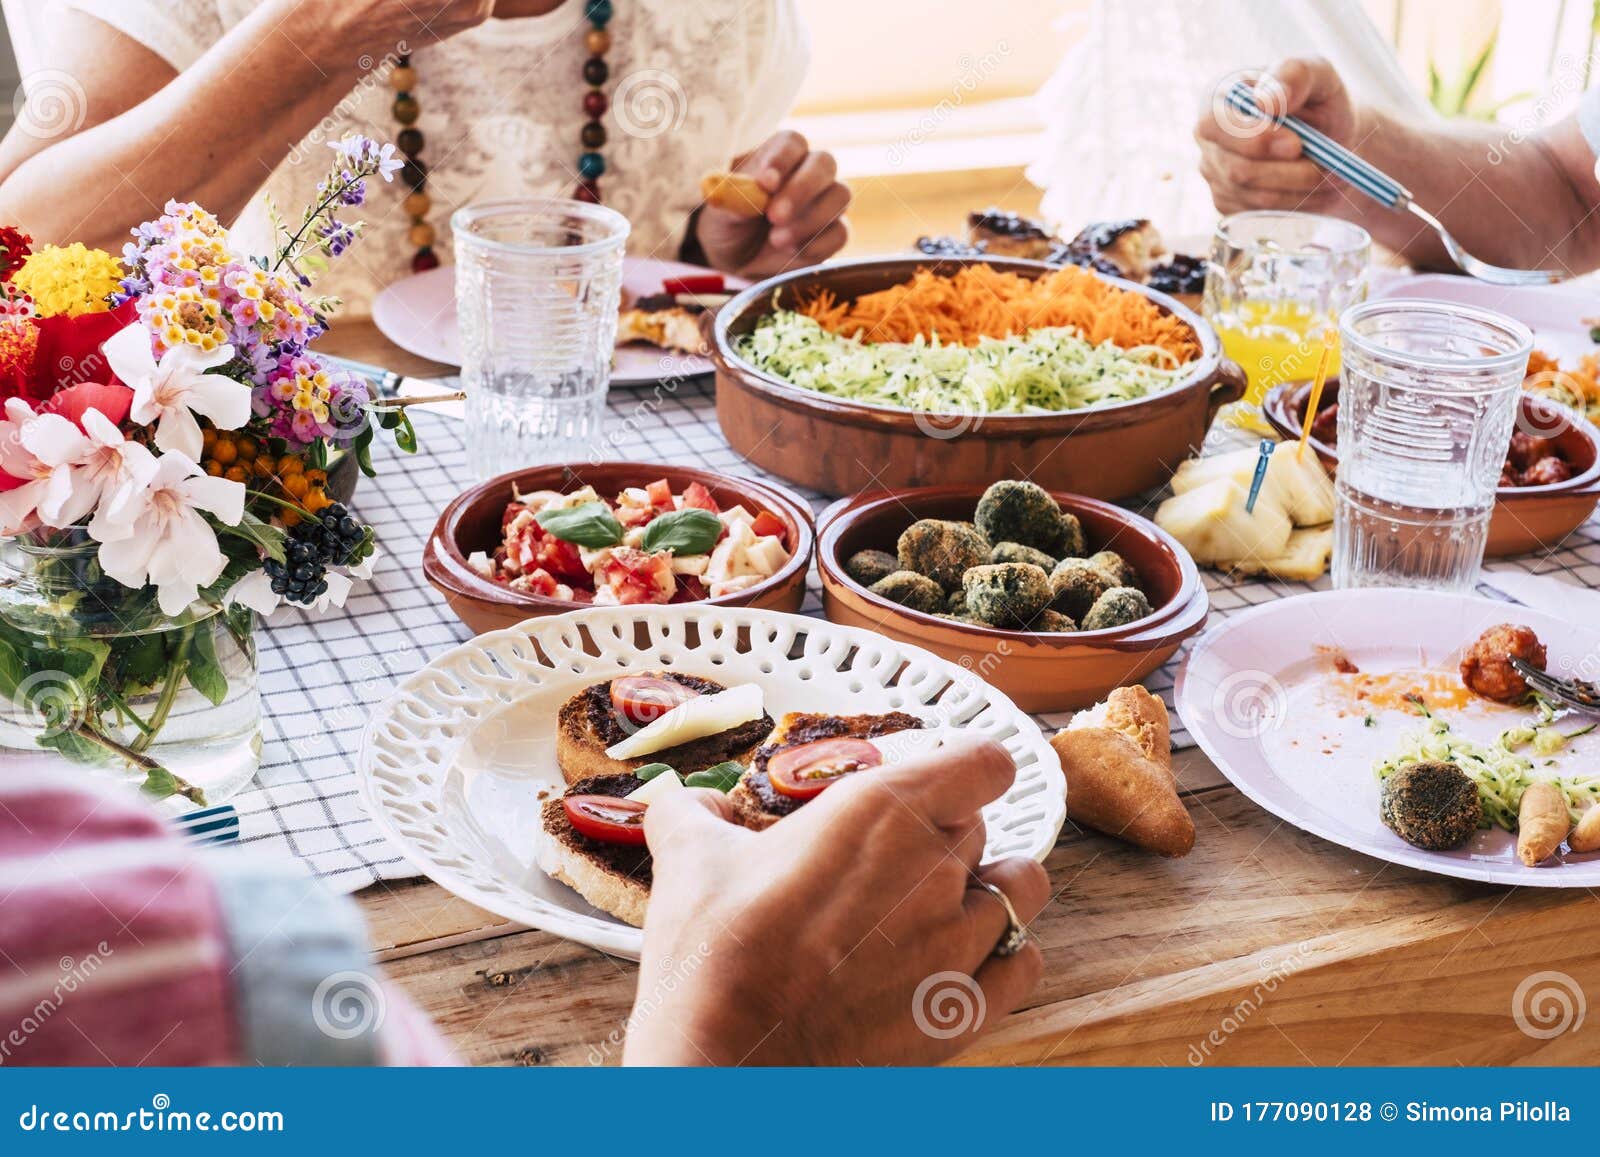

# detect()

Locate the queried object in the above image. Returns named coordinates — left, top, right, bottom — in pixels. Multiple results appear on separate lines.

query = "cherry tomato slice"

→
left=750, top=511, right=786, bottom=542
left=611, top=675, right=700, bottom=725
left=663, top=274, right=725, bottom=295
left=766, top=737, right=883, bottom=800
left=680, top=482, right=720, bottom=513
left=645, top=478, right=673, bottom=507
left=563, top=795, right=649, bottom=845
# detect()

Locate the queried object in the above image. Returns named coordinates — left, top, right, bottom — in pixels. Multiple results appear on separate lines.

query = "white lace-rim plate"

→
left=357, top=605, right=1067, bottom=958
left=1177, top=588, right=1600, bottom=888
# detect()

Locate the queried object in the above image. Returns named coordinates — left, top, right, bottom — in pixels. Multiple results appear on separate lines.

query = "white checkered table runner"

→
left=235, top=377, right=1600, bottom=891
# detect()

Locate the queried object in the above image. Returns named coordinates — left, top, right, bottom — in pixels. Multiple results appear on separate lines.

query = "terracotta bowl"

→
left=817, top=487, right=1208, bottom=713
left=711, top=256, right=1247, bottom=500
left=1263, top=380, right=1600, bottom=558
left=425, top=462, right=815, bottom=635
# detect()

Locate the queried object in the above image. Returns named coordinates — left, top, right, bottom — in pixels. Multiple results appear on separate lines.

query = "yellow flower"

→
left=11, top=243, right=124, bottom=317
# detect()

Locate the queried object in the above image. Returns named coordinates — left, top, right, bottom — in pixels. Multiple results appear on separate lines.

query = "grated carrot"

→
left=798, top=264, right=1201, bottom=363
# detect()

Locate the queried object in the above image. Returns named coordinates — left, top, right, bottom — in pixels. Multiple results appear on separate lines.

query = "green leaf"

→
left=392, top=411, right=417, bottom=454
left=112, top=630, right=170, bottom=693
left=229, top=511, right=288, bottom=564
left=684, top=761, right=744, bottom=792
left=186, top=625, right=229, bottom=707
left=633, top=762, right=675, bottom=782
left=0, top=630, right=26, bottom=701
left=141, top=766, right=206, bottom=805
left=352, top=426, right=377, bottom=478
left=38, top=727, right=107, bottom=765
left=535, top=501, right=623, bottom=548
left=641, top=508, right=722, bottom=556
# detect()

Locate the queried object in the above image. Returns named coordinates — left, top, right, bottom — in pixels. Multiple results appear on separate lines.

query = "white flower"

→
left=330, top=136, right=402, bottom=181
left=102, top=323, right=245, bottom=460
left=90, top=451, right=246, bottom=616
left=0, top=399, right=92, bottom=531
left=64, top=409, right=159, bottom=524
left=227, top=567, right=353, bottom=616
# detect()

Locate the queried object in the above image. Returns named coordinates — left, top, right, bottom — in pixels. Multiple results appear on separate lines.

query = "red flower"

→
left=0, top=226, right=32, bottom=282
left=0, top=299, right=138, bottom=406
left=39, top=381, right=134, bottom=428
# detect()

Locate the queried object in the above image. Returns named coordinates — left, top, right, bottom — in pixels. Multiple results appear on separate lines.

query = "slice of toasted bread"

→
left=728, top=710, right=924, bottom=831
left=537, top=773, right=653, bottom=927
left=555, top=672, right=775, bottom=786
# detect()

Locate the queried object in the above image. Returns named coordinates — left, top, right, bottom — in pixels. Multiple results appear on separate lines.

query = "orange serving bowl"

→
left=424, top=462, right=815, bottom=635
left=1263, top=379, right=1600, bottom=559
left=817, top=486, right=1208, bottom=713
left=711, top=256, right=1247, bottom=500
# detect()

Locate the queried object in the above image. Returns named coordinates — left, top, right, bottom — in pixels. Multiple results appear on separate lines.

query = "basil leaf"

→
left=534, top=501, right=623, bottom=549
left=633, top=762, right=675, bottom=782
left=684, top=761, right=744, bottom=792
left=641, top=508, right=722, bottom=556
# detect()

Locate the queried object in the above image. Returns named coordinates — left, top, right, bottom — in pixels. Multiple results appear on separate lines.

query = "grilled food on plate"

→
left=554, top=672, right=773, bottom=785
left=541, top=680, right=946, bottom=925
left=700, top=171, right=769, bottom=217
left=615, top=273, right=734, bottom=357
left=727, top=710, right=927, bottom=830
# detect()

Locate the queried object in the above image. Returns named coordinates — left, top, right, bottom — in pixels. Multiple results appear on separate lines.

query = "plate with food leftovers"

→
left=1262, top=378, right=1600, bottom=559
left=818, top=479, right=1207, bottom=712
left=357, top=605, right=1066, bottom=957
left=1177, top=588, right=1600, bottom=886
left=371, top=256, right=748, bottom=384
left=423, top=462, right=814, bottom=635
left=916, top=209, right=1209, bottom=310
left=713, top=255, right=1245, bottom=498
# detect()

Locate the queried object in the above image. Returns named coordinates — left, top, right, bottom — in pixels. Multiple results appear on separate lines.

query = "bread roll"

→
left=1049, top=686, right=1194, bottom=857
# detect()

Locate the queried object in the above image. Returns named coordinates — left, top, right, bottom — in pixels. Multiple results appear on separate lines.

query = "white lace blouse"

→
left=62, top=0, right=810, bottom=314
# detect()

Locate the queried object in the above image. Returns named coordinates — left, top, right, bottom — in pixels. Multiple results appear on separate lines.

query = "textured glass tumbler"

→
left=453, top=199, right=629, bottom=479
left=1333, top=299, right=1533, bottom=592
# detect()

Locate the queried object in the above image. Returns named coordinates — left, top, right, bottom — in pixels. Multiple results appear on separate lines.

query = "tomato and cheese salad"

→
left=466, top=478, right=792, bottom=604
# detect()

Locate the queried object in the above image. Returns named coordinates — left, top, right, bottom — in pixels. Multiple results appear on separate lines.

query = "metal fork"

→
left=1223, top=81, right=1566, bottom=286
left=1511, top=658, right=1600, bottom=713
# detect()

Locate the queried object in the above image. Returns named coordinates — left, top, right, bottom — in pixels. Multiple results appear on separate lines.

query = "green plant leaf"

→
left=112, top=630, right=170, bottom=693
left=535, top=501, right=624, bottom=548
left=38, top=727, right=107, bottom=764
left=641, top=508, right=722, bottom=556
left=684, top=761, right=745, bottom=792
left=186, top=625, right=229, bottom=707
left=228, top=511, right=288, bottom=564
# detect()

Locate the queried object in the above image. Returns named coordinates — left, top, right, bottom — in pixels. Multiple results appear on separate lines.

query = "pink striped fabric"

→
left=0, top=759, right=454, bottom=1066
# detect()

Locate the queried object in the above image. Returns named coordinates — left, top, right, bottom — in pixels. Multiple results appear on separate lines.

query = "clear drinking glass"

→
left=1204, top=211, right=1371, bottom=404
left=1333, top=299, right=1533, bottom=592
left=453, top=199, right=630, bottom=479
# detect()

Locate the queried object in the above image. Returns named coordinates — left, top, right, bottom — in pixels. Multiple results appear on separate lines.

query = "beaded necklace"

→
left=390, top=0, right=616, bottom=273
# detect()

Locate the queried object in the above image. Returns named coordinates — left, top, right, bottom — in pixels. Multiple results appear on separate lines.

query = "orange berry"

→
left=201, top=427, right=217, bottom=450
left=281, top=510, right=301, bottom=528
left=283, top=473, right=310, bottom=499
left=279, top=457, right=304, bottom=476
left=251, top=457, right=275, bottom=479
left=224, top=465, right=249, bottom=484
left=305, top=468, right=327, bottom=485
left=235, top=436, right=257, bottom=461
left=204, top=459, right=223, bottom=477
left=210, top=440, right=237, bottom=466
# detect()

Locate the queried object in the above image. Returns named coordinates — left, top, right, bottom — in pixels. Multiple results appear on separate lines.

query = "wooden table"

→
left=327, top=322, right=1600, bottom=1068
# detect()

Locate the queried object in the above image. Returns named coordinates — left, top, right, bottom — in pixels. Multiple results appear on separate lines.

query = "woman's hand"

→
left=623, top=735, right=1049, bottom=1066
left=1194, top=57, right=1364, bottom=214
left=690, top=131, right=852, bottom=277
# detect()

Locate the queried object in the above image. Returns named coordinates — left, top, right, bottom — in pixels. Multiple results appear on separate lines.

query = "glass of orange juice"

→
left=1204, top=211, right=1371, bottom=406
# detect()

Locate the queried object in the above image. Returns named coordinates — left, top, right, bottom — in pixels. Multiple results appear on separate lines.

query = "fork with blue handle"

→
left=1222, top=80, right=1565, bottom=286
left=173, top=804, right=240, bottom=846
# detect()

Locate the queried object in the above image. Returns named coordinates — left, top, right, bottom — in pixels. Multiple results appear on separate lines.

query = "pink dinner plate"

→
left=1177, top=588, right=1600, bottom=887
left=371, top=256, right=748, bottom=387
left=1372, top=271, right=1600, bottom=363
